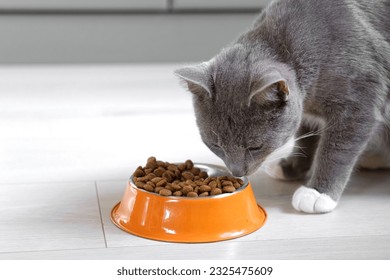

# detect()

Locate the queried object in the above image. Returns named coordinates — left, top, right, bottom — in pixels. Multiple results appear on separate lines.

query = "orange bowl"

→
left=111, top=164, right=267, bottom=243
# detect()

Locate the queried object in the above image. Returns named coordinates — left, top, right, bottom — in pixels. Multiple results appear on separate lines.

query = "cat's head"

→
left=175, top=45, right=302, bottom=176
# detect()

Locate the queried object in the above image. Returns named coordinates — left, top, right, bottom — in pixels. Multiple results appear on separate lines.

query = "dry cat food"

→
left=132, top=157, right=244, bottom=197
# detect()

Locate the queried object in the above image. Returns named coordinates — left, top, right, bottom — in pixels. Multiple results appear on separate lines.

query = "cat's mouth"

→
left=225, top=137, right=295, bottom=177
left=226, top=163, right=248, bottom=177
left=226, top=159, right=265, bottom=177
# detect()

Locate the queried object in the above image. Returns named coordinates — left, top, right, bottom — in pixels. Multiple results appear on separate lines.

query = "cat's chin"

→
left=227, top=165, right=260, bottom=177
left=229, top=170, right=252, bottom=177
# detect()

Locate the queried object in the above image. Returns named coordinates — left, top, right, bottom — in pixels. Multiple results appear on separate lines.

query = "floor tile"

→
left=0, top=112, right=224, bottom=184
left=0, top=182, right=105, bottom=253
left=96, top=180, right=164, bottom=247
left=241, top=170, right=390, bottom=241
left=1, top=235, right=389, bottom=260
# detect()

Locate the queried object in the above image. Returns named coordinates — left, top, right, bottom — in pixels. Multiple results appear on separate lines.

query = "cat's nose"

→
left=231, top=169, right=245, bottom=177
left=227, top=163, right=247, bottom=177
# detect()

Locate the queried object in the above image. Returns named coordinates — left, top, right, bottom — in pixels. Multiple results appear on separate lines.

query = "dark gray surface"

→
left=0, top=13, right=257, bottom=63
left=0, top=0, right=167, bottom=10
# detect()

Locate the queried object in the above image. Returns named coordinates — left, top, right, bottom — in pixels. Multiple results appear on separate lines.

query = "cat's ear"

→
left=248, top=70, right=289, bottom=106
left=174, top=63, right=213, bottom=98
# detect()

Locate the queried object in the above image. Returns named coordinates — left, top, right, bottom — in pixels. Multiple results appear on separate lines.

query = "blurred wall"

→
left=0, top=0, right=271, bottom=63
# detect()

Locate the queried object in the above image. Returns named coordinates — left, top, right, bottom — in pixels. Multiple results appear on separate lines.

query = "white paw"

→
left=262, top=161, right=287, bottom=180
left=292, top=186, right=337, bottom=213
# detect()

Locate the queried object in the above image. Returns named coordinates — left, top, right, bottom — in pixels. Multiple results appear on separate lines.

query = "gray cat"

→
left=175, top=0, right=390, bottom=213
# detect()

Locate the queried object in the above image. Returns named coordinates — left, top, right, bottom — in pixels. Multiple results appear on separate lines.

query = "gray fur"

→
left=175, top=0, right=390, bottom=205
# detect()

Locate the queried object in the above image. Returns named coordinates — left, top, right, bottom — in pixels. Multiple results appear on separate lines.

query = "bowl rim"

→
left=129, top=162, right=249, bottom=200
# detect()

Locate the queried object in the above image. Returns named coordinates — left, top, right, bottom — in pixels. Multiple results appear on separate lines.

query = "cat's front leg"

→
left=278, top=121, right=321, bottom=180
left=292, top=116, right=374, bottom=213
left=264, top=120, right=320, bottom=181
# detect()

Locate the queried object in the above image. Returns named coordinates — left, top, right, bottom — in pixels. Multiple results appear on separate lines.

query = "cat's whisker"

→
left=294, top=121, right=336, bottom=142
left=295, top=131, right=320, bottom=141
left=211, top=129, right=221, bottom=145
left=260, top=164, right=280, bottom=178
left=264, top=157, right=286, bottom=164
left=246, top=148, right=255, bottom=162
left=292, top=145, right=306, bottom=155
left=294, top=145, right=305, bottom=152
left=289, top=152, right=307, bottom=158
left=263, top=152, right=306, bottom=166
left=263, top=155, right=288, bottom=164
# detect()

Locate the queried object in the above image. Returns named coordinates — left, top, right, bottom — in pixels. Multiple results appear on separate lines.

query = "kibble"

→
left=143, top=183, right=154, bottom=192
left=222, top=180, right=233, bottom=187
left=151, top=177, right=162, bottom=184
left=134, top=181, right=145, bottom=188
left=187, top=191, right=198, bottom=197
left=222, top=186, right=236, bottom=193
left=171, top=183, right=182, bottom=191
left=165, top=184, right=175, bottom=191
left=208, top=180, right=217, bottom=188
left=154, top=186, right=164, bottom=193
left=210, top=188, right=223, bottom=195
left=131, top=157, right=245, bottom=197
left=199, top=171, right=208, bottom=179
left=182, top=185, right=193, bottom=195
left=181, top=171, right=194, bottom=180
left=153, top=167, right=165, bottom=177
left=199, top=185, right=211, bottom=193
left=177, top=163, right=186, bottom=171
left=133, top=167, right=145, bottom=177
left=190, top=167, right=201, bottom=176
left=156, top=178, right=167, bottom=188
left=159, top=189, right=172, bottom=196
left=185, top=159, right=194, bottom=170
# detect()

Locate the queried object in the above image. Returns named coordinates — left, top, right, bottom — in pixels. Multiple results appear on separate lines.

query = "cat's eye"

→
left=247, top=145, right=264, bottom=154
left=211, top=144, right=222, bottom=150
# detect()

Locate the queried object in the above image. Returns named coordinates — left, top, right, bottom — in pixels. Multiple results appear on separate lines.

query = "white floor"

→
left=0, top=64, right=389, bottom=259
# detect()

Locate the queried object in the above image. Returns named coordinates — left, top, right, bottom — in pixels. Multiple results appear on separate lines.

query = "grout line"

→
left=1, top=233, right=390, bottom=256
left=94, top=181, right=108, bottom=248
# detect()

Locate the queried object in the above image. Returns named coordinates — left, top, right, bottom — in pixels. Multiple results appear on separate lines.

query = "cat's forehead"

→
left=212, top=47, right=253, bottom=95
left=214, top=47, right=252, bottom=74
